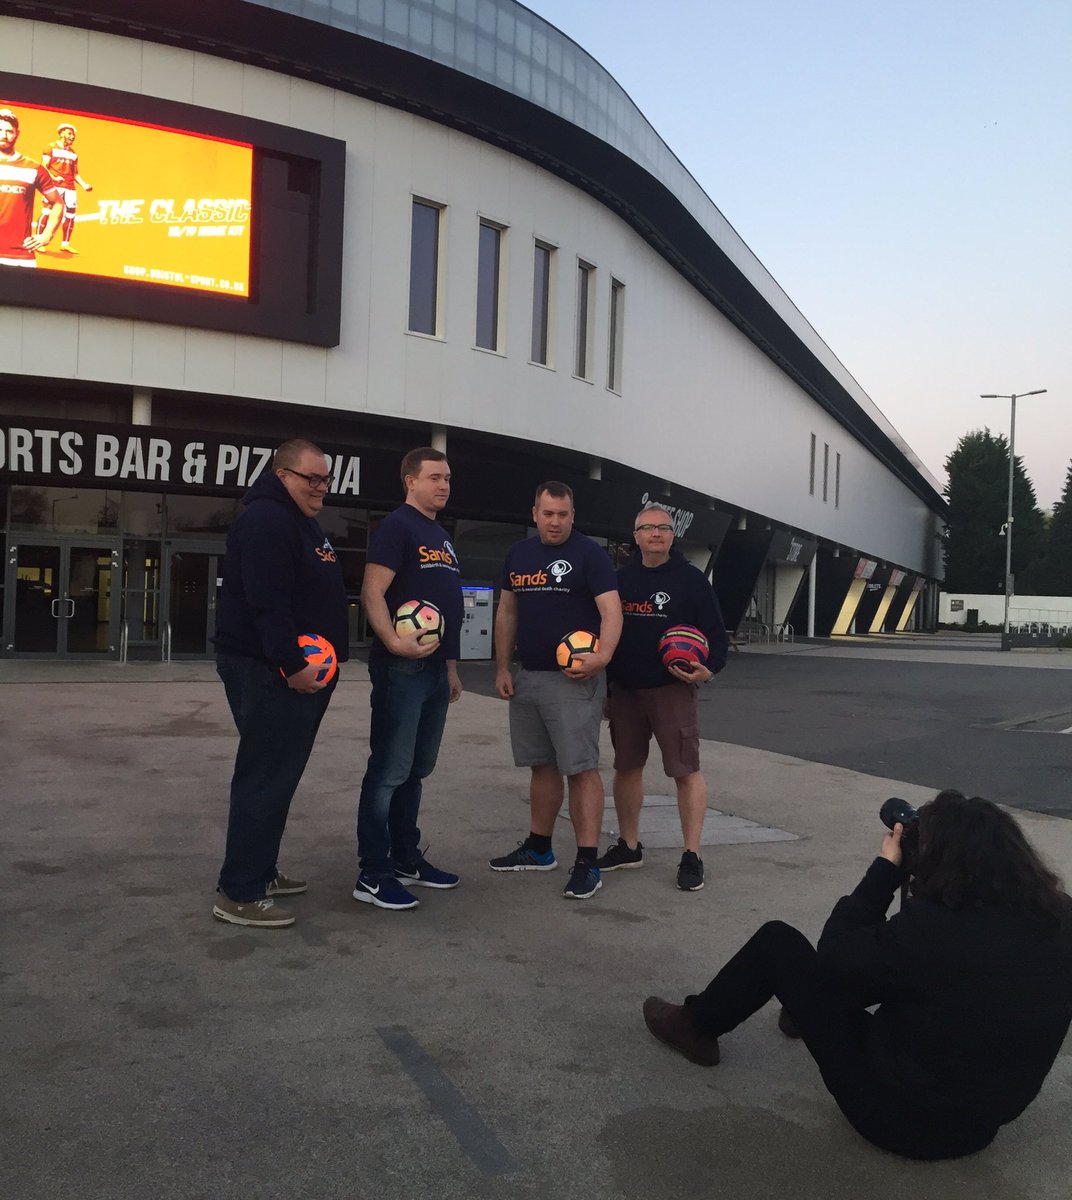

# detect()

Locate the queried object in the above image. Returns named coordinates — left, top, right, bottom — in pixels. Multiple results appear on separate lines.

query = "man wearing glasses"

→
left=598, top=504, right=728, bottom=892
left=353, top=447, right=463, bottom=911
left=212, top=439, right=348, bottom=927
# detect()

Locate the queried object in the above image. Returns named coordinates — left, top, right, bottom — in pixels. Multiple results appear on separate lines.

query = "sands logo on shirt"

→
left=315, top=539, right=337, bottom=563
left=418, top=541, right=459, bottom=571
left=623, top=591, right=671, bottom=616
left=510, top=558, right=575, bottom=590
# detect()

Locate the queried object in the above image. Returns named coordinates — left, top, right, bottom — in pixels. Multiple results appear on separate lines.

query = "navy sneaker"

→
left=563, top=861, right=601, bottom=899
left=489, top=842, right=558, bottom=871
left=394, top=856, right=460, bottom=889
left=352, top=872, right=420, bottom=910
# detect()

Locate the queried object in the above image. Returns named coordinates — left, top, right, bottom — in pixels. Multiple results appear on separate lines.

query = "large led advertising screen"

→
left=0, top=98, right=253, bottom=296
left=0, top=73, right=344, bottom=345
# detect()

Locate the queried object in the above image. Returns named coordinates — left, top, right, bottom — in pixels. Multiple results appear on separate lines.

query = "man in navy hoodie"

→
left=598, top=504, right=728, bottom=892
left=212, top=438, right=348, bottom=928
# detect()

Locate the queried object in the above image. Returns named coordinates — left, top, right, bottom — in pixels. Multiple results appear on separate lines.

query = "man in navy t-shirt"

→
left=489, top=481, right=622, bottom=900
left=353, top=447, right=464, bottom=911
left=599, top=504, right=729, bottom=893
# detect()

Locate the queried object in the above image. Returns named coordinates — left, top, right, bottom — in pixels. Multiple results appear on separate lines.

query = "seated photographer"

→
left=642, top=789, right=1072, bottom=1160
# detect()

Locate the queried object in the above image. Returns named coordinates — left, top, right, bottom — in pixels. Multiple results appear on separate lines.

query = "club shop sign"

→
left=0, top=420, right=361, bottom=498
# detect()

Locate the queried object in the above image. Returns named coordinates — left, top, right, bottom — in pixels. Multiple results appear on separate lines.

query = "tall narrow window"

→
left=607, top=278, right=625, bottom=391
left=531, top=241, right=553, bottom=365
left=408, top=199, right=441, bottom=335
left=476, top=220, right=503, bottom=351
left=835, top=452, right=842, bottom=508
left=809, top=434, right=816, bottom=495
left=575, top=259, right=595, bottom=379
left=822, top=443, right=830, bottom=502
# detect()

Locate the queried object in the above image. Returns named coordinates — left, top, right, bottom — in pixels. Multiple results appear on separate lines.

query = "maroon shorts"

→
left=607, top=681, right=700, bottom=777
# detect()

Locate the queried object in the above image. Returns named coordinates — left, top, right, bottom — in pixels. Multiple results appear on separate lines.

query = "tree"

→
left=1038, top=460, right=1072, bottom=595
left=943, top=429, right=1046, bottom=594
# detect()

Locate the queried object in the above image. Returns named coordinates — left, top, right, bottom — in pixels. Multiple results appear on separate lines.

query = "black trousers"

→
left=217, top=654, right=335, bottom=901
left=684, top=921, right=991, bottom=1160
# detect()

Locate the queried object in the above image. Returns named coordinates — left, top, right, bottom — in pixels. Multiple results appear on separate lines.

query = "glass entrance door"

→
left=3, top=539, right=120, bottom=657
left=163, top=543, right=225, bottom=659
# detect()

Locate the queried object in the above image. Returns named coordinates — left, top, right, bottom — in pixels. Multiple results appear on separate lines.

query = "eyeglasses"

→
left=634, top=523, right=673, bottom=533
left=283, top=468, right=334, bottom=489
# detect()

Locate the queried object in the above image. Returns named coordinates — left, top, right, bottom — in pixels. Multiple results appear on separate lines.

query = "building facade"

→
left=0, top=0, right=945, bottom=661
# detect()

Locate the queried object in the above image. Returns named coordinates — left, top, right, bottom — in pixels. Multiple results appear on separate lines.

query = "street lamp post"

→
left=980, top=389, right=1047, bottom=650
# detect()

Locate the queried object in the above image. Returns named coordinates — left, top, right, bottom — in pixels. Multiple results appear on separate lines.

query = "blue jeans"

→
left=357, top=656, right=450, bottom=879
left=216, top=654, right=335, bottom=902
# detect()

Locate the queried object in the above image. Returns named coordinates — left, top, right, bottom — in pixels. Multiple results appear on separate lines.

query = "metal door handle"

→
left=65, top=598, right=76, bottom=617
left=51, top=599, right=62, bottom=618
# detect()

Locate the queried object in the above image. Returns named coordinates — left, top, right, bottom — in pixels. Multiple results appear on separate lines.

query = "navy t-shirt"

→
left=501, top=530, right=618, bottom=670
left=367, top=503, right=463, bottom=661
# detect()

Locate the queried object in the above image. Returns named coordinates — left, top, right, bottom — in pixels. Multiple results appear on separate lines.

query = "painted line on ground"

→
left=377, top=1025, right=519, bottom=1176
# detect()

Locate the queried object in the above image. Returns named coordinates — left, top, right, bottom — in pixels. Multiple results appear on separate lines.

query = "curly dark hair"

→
left=912, top=790, right=1071, bottom=926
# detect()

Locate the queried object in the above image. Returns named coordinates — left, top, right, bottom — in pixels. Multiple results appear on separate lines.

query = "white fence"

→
left=940, top=594, right=1072, bottom=631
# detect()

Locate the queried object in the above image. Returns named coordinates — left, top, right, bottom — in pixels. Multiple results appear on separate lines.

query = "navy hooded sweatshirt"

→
left=212, top=471, right=348, bottom=677
left=607, top=547, right=728, bottom=689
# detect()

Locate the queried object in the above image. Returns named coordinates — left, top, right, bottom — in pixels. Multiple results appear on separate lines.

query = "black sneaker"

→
left=563, top=861, right=602, bottom=899
left=596, top=837, right=644, bottom=871
left=489, top=842, right=558, bottom=871
left=676, top=851, right=705, bottom=891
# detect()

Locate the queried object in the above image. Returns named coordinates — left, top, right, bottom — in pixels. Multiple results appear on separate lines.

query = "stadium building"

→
left=0, top=0, right=946, bottom=662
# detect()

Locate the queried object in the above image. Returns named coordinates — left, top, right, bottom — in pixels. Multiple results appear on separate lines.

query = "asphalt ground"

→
left=3, top=636, right=1071, bottom=1200
left=459, top=634, right=1072, bottom=816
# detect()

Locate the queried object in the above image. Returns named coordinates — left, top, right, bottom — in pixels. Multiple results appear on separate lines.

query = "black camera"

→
left=880, top=797, right=920, bottom=873
left=880, top=797, right=919, bottom=831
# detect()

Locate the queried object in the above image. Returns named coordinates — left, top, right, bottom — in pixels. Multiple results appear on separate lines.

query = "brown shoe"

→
left=777, top=1007, right=802, bottom=1039
left=266, top=872, right=308, bottom=896
left=212, top=894, right=295, bottom=928
left=642, top=996, right=720, bottom=1066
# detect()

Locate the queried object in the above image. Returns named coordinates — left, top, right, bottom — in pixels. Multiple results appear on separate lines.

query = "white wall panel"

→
left=140, top=42, right=195, bottom=104
left=182, top=331, right=236, bottom=394
left=131, top=327, right=187, bottom=390
left=280, top=344, right=328, bottom=408
left=234, top=337, right=283, bottom=401
left=22, top=311, right=78, bottom=378
left=84, top=30, right=140, bottom=92
left=0, top=16, right=33, bottom=72
left=29, top=20, right=88, bottom=82
left=0, top=307, right=23, bottom=367
left=289, top=77, right=335, bottom=137
left=77, top=316, right=133, bottom=382
left=191, top=52, right=244, bottom=114
left=240, top=64, right=290, bottom=125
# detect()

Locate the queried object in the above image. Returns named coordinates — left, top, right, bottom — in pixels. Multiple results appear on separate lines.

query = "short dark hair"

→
left=534, top=480, right=574, bottom=506
left=273, top=438, right=325, bottom=471
left=635, top=503, right=672, bottom=527
left=401, top=447, right=448, bottom=489
left=913, top=790, right=1071, bottom=926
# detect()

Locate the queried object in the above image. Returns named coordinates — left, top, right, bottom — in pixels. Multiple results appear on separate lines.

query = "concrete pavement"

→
left=3, top=650, right=1071, bottom=1200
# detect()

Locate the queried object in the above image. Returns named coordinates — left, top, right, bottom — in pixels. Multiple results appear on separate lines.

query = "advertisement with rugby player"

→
left=0, top=98, right=252, bottom=296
